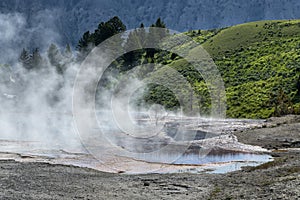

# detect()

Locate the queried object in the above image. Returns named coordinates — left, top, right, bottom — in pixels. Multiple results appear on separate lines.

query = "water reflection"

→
left=175, top=152, right=271, bottom=165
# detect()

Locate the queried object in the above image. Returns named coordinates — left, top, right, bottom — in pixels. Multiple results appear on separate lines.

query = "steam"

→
left=0, top=13, right=26, bottom=64
left=0, top=11, right=161, bottom=153
left=0, top=11, right=226, bottom=164
left=0, top=11, right=62, bottom=64
left=0, top=12, right=80, bottom=150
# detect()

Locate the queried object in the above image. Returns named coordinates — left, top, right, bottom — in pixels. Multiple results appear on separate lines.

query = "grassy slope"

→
left=202, top=20, right=300, bottom=58
left=185, top=20, right=300, bottom=118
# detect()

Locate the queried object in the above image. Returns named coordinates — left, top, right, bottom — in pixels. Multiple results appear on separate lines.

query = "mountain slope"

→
left=188, top=20, right=300, bottom=118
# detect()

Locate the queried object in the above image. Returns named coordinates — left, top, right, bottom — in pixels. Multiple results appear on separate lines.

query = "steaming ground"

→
left=0, top=61, right=273, bottom=174
left=0, top=115, right=299, bottom=200
left=0, top=116, right=272, bottom=174
left=0, top=63, right=82, bottom=149
left=0, top=11, right=299, bottom=199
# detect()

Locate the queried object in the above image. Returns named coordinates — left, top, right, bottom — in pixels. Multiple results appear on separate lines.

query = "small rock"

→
left=144, top=182, right=150, bottom=186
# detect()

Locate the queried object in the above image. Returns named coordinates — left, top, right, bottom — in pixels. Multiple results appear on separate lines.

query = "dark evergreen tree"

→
left=77, top=31, right=95, bottom=61
left=31, top=48, right=43, bottom=69
left=122, top=30, right=141, bottom=71
left=145, top=17, right=169, bottom=59
left=94, top=16, right=126, bottom=46
left=122, top=24, right=148, bottom=71
left=47, top=44, right=64, bottom=73
left=64, top=44, right=72, bottom=59
left=77, top=31, right=94, bottom=51
left=138, top=23, right=147, bottom=46
left=77, top=16, right=126, bottom=61
left=19, top=48, right=31, bottom=67
left=152, top=17, right=166, bottom=28
left=20, top=48, right=43, bottom=70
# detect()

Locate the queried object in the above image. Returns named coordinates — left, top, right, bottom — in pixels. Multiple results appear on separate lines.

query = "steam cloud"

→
left=0, top=11, right=226, bottom=164
left=0, top=12, right=81, bottom=151
left=0, top=11, right=169, bottom=154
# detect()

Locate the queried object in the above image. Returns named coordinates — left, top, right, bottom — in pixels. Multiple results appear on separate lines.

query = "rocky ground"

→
left=0, top=115, right=299, bottom=200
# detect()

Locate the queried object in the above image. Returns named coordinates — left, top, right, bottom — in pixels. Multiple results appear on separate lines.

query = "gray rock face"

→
left=1, top=0, right=300, bottom=46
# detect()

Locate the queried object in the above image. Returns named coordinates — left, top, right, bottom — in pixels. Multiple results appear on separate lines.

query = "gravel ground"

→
left=0, top=115, right=300, bottom=200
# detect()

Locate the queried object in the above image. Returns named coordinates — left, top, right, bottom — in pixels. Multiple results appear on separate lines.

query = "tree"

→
left=20, top=48, right=43, bottom=70
left=138, top=23, right=147, bottom=46
left=122, top=24, right=147, bottom=72
left=152, top=17, right=166, bottom=28
left=296, top=75, right=300, bottom=95
left=77, top=16, right=127, bottom=61
left=122, top=17, right=169, bottom=68
left=47, top=44, right=63, bottom=73
left=77, top=31, right=94, bottom=51
left=31, top=48, right=43, bottom=69
left=77, top=31, right=94, bottom=61
left=274, top=88, right=293, bottom=116
left=94, top=16, right=126, bottom=46
left=64, top=44, right=72, bottom=59
left=19, top=48, right=31, bottom=67
left=146, top=17, right=168, bottom=59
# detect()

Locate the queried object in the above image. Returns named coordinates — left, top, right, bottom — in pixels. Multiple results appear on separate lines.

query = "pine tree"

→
left=274, top=88, right=293, bottom=116
left=20, top=48, right=43, bottom=70
left=138, top=23, right=147, bottom=46
left=31, top=48, right=43, bottom=69
left=122, top=30, right=140, bottom=70
left=77, top=31, right=95, bottom=61
left=94, top=16, right=126, bottom=46
left=77, top=16, right=127, bottom=61
left=19, top=48, right=31, bottom=66
left=47, top=44, right=64, bottom=73
left=146, top=18, right=169, bottom=59
left=153, top=17, right=166, bottom=28
left=64, top=44, right=72, bottom=58
left=77, top=31, right=94, bottom=51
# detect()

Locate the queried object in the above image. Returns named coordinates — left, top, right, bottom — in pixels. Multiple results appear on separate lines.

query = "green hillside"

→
left=12, top=17, right=300, bottom=119
left=184, top=20, right=300, bottom=118
left=72, top=17, right=300, bottom=119
left=119, top=19, right=300, bottom=119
